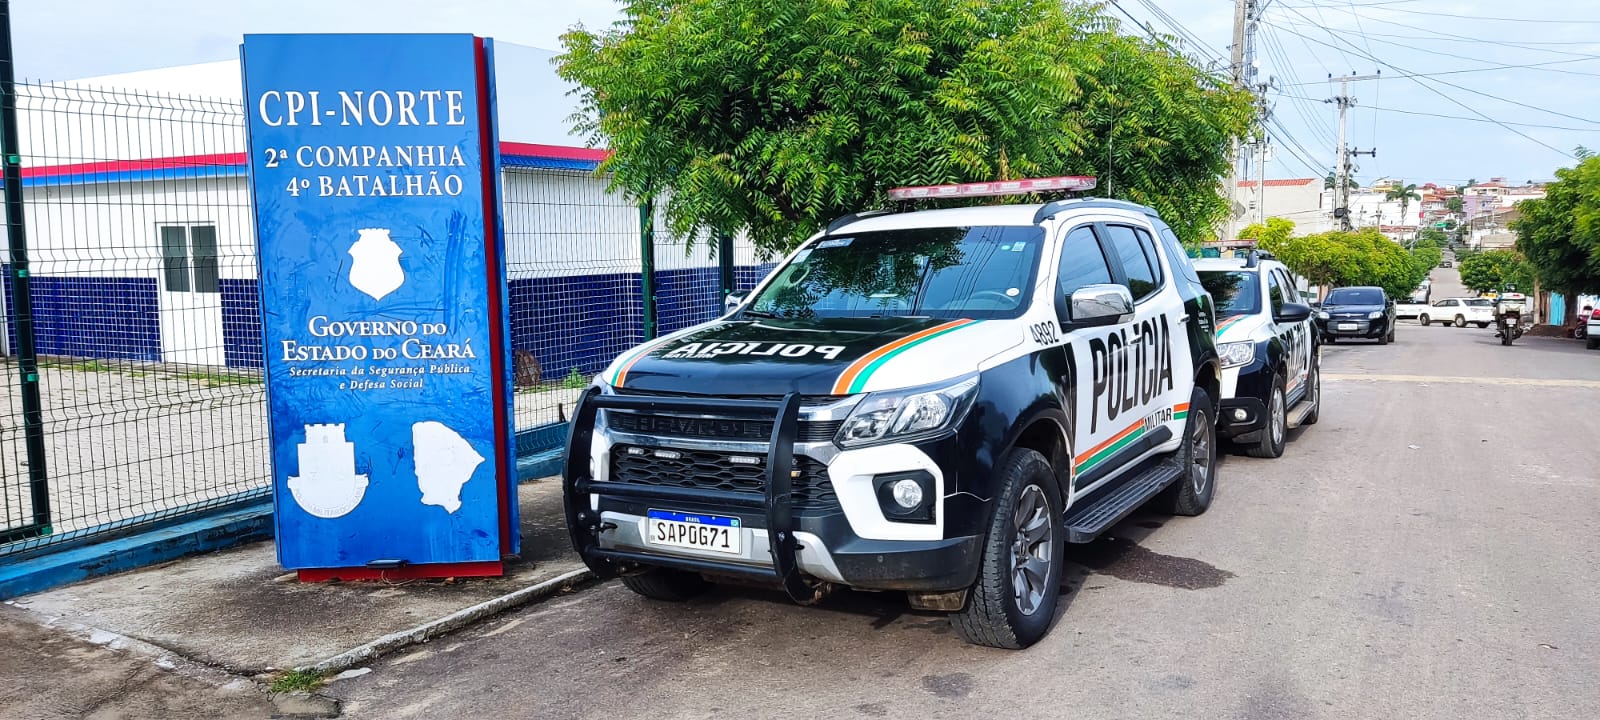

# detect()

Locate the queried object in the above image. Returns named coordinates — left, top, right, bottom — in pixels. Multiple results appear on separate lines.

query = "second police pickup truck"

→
left=563, top=177, right=1223, bottom=649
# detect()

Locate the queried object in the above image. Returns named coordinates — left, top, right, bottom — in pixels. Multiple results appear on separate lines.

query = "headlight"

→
left=1317, top=311, right=1329, bottom=320
left=837, top=376, right=979, bottom=448
left=1368, top=311, right=1384, bottom=319
left=1218, top=341, right=1254, bottom=369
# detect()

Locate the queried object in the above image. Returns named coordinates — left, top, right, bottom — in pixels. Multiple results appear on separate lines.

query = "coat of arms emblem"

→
left=347, top=227, right=405, bottom=301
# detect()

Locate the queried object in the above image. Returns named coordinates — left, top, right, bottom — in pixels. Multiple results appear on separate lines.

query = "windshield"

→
left=1325, top=288, right=1384, bottom=305
left=745, top=226, right=1044, bottom=320
left=1197, top=270, right=1261, bottom=315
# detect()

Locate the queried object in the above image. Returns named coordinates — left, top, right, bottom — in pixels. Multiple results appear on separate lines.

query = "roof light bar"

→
left=887, top=176, right=1098, bottom=200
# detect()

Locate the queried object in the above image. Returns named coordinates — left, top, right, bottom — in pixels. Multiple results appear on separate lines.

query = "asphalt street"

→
left=326, top=268, right=1600, bottom=720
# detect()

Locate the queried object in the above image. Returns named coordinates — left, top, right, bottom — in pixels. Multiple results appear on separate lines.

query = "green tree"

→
left=1457, top=249, right=1534, bottom=294
left=1514, top=156, right=1600, bottom=308
left=1385, top=180, right=1422, bottom=223
left=557, top=0, right=1255, bottom=254
left=1323, top=172, right=1357, bottom=191
left=1237, top=217, right=1294, bottom=253
left=1416, top=227, right=1449, bottom=248
left=1445, top=196, right=1464, bottom=214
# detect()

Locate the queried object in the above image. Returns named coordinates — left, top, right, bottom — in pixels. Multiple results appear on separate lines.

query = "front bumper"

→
left=597, top=509, right=982, bottom=591
left=563, top=388, right=986, bottom=596
left=1317, top=317, right=1388, bottom=339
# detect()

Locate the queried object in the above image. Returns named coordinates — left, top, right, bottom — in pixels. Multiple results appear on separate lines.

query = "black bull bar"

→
left=561, top=387, right=816, bottom=601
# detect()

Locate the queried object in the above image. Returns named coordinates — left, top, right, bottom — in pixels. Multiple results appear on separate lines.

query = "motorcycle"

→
left=1493, top=292, right=1528, bottom=346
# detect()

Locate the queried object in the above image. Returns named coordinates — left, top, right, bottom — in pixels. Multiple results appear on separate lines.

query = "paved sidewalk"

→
left=11, top=480, right=583, bottom=675
left=0, top=605, right=277, bottom=720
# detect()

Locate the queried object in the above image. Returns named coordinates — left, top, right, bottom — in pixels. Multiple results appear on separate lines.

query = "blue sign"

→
left=242, top=34, right=518, bottom=571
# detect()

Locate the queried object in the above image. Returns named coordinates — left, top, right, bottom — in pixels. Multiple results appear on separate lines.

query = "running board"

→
left=1286, top=396, right=1316, bottom=430
left=1063, top=460, right=1184, bottom=543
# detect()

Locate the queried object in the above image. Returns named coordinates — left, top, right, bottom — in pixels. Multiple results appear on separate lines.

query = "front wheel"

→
left=1246, top=379, right=1287, bottom=459
left=1154, top=388, right=1217, bottom=516
left=951, top=449, right=1063, bottom=649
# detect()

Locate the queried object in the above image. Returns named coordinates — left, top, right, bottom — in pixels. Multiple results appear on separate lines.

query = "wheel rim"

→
left=1191, top=408, right=1213, bottom=494
left=1270, top=389, right=1285, bottom=446
left=1009, top=485, right=1053, bottom=617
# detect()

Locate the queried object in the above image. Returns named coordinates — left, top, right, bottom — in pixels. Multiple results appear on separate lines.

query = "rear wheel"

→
left=1155, top=388, right=1216, bottom=516
left=1246, top=378, right=1287, bottom=459
left=1477, top=322, right=1490, bottom=328
left=1420, top=314, right=1431, bottom=326
left=1587, top=336, right=1599, bottom=350
left=1454, top=315, right=1467, bottom=328
left=1301, top=359, right=1321, bottom=426
left=952, top=449, right=1062, bottom=649
left=621, top=567, right=711, bottom=601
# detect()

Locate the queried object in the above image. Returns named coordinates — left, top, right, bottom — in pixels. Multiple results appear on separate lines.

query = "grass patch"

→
left=562, top=366, right=587, bottom=390
left=174, top=370, right=263, bottom=387
left=39, top=358, right=115, bottom=373
left=270, top=670, right=324, bottom=694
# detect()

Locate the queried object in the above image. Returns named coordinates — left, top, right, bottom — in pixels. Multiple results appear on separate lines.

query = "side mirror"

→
left=1275, top=302, right=1312, bottom=324
left=1062, top=284, right=1135, bottom=328
left=724, top=292, right=747, bottom=312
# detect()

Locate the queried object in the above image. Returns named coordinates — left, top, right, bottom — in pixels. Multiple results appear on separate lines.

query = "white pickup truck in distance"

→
left=1418, top=297, right=1494, bottom=328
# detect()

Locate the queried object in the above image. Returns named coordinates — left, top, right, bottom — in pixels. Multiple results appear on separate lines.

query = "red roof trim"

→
left=18, top=142, right=612, bottom=179
left=1237, top=178, right=1319, bottom=188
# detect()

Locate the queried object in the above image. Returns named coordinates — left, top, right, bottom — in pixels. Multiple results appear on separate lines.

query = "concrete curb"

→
left=296, top=567, right=596, bottom=675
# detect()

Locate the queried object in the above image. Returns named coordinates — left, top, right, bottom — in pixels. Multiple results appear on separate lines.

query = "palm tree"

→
left=1385, top=180, right=1421, bottom=224
left=1324, top=172, right=1358, bottom=190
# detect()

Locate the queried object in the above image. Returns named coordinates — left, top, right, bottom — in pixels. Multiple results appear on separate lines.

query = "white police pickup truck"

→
left=1193, top=252, right=1320, bottom=459
left=563, top=176, right=1224, bottom=649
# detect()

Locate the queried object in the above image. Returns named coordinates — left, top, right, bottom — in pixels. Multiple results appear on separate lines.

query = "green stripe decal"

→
left=1174, top=410, right=1189, bottom=419
left=1075, top=426, right=1145, bottom=473
left=845, top=321, right=978, bottom=394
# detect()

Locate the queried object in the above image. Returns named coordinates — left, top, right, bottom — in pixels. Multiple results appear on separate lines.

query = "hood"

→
left=1215, top=313, right=1269, bottom=342
left=605, top=316, right=1007, bottom=397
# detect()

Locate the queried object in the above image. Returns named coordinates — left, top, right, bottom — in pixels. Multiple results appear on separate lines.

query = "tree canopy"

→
left=1457, top=249, right=1534, bottom=294
left=557, top=0, right=1255, bottom=255
left=1241, top=218, right=1433, bottom=299
left=1514, top=155, right=1600, bottom=297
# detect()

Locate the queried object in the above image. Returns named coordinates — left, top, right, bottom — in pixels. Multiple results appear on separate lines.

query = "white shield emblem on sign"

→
left=347, top=227, right=405, bottom=301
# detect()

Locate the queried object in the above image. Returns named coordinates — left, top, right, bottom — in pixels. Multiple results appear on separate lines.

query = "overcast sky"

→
left=14, top=0, right=1599, bottom=186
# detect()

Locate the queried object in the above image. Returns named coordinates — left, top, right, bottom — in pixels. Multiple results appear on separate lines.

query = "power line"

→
left=1291, top=3, right=1600, bottom=60
left=1268, top=11, right=1596, bottom=150
left=1309, top=4, right=1600, bottom=24
left=1278, top=55, right=1600, bottom=85
left=1273, top=94, right=1600, bottom=132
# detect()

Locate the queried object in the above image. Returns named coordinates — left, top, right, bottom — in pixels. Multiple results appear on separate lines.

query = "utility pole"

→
left=1328, top=72, right=1379, bottom=230
left=1226, top=0, right=1258, bottom=242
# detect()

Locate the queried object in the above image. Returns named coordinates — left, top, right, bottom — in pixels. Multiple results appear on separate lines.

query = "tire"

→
left=1246, top=378, right=1287, bottom=459
left=620, top=567, right=711, bottom=601
left=1454, top=315, right=1466, bottom=328
left=1502, top=333, right=1514, bottom=346
left=1477, top=322, right=1490, bottom=329
left=1420, top=314, right=1431, bottom=327
left=951, top=449, right=1063, bottom=649
left=1325, top=335, right=1336, bottom=344
left=1301, top=358, right=1321, bottom=426
left=1587, top=336, right=1599, bottom=350
left=1378, top=329, right=1389, bottom=346
left=1154, top=388, right=1217, bottom=517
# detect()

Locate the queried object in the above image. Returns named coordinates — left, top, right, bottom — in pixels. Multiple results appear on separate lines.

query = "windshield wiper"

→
left=741, top=310, right=780, bottom=319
